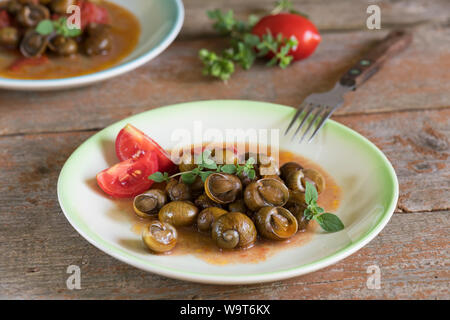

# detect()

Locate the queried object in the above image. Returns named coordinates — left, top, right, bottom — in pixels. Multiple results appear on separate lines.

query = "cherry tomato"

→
left=96, top=152, right=158, bottom=198
left=0, top=10, right=11, bottom=28
left=252, top=13, right=321, bottom=61
left=115, top=124, right=177, bottom=174
left=78, top=0, right=110, bottom=29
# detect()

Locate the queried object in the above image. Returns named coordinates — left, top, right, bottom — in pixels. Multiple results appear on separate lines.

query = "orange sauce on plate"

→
left=112, top=149, right=341, bottom=265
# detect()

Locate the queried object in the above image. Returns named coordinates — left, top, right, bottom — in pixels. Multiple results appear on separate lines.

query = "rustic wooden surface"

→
left=0, top=0, right=449, bottom=299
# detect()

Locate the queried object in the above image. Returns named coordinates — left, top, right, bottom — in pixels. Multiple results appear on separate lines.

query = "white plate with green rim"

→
left=57, top=100, right=398, bottom=284
left=0, top=0, right=184, bottom=91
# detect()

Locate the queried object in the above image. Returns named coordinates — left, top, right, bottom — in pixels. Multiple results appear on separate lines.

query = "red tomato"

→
left=0, top=10, right=11, bottom=28
left=78, top=0, right=110, bottom=29
left=252, top=13, right=321, bottom=61
left=96, top=152, right=158, bottom=198
left=8, top=56, right=49, bottom=72
left=115, top=124, right=177, bottom=174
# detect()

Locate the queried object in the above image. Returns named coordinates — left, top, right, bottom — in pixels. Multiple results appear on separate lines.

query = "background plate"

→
left=0, top=0, right=184, bottom=90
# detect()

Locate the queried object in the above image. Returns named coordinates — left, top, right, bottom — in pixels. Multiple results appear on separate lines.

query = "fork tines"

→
left=285, top=102, right=331, bottom=143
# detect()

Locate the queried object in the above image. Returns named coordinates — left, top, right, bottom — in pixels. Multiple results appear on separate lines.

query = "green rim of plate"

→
left=57, top=100, right=399, bottom=283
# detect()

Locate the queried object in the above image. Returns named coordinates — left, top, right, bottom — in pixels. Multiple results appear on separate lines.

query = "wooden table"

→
left=0, top=0, right=449, bottom=299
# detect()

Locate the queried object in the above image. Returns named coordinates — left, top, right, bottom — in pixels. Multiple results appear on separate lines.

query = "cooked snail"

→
left=158, top=201, right=199, bottom=227
left=242, top=152, right=279, bottom=176
left=142, top=220, right=177, bottom=253
left=212, top=212, right=257, bottom=249
left=254, top=206, right=298, bottom=240
left=0, top=27, right=20, bottom=47
left=178, top=152, right=197, bottom=172
left=263, top=174, right=283, bottom=182
left=20, top=30, right=48, bottom=57
left=16, top=4, right=50, bottom=28
left=84, top=23, right=112, bottom=56
left=228, top=199, right=247, bottom=213
left=48, top=35, right=78, bottom=56
left=194, top=193, right=222, bottom=210
left=133, top=189, right=167, bottom=218
left=285, top=169, right=305, bottom=192
left=205, top=173, right=242, bottom=204
left=7, top=1, right=23, bottom=15
left=165, top=178, right=191, bottom=202
left=197, top=207, right=228, bottom=232
left=244, top=178, right=289, bottom=211
left=287, top=190, right=307, bottom=208
left=280, top=162, right=303, bottom=181
left=50, top=0, right=76, bottom=14
left=210, top=148, right=238, bottom=165
left=302, top=168, right=325, bottom=194
left=288, top=204, right=310, bottom=231
left=189, top=175, right=205, bottom=198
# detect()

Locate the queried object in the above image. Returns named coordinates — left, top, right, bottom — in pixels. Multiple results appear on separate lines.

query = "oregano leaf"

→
left=148, top=172, right=167, bottom=183
left=305, top=181, right=318, bottom=204
left=316, top=213, right=345, bottom=232
left=36, top=20, right=54, bottom=35
left=221, top=164, right=237, bottom=174
left=181, top=172, right=197, bottom=184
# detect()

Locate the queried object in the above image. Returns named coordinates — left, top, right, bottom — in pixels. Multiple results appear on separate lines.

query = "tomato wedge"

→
left=96, top=152, right=158, bottom=198
left=115, top=124, right=177, bottom=174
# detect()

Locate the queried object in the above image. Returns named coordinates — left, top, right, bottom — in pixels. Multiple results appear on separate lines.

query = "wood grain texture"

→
left=0, top=0, right=449, bottom=300
left=0, top=109, right=448, bottom=299
left=0, top=25, right=449, bottom=136
left=180, top=0, right=450, bottom=39
left=336, top=109, right=449, bottom=213
left=1, top=189, right=448, bottom=299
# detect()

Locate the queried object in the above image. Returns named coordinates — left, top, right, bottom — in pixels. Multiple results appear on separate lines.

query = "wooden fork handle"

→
left=339, top=30, right=413, bottom=88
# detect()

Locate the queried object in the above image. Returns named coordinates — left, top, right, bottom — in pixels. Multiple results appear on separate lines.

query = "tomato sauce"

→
left=112, top=148, right=341, bottom=265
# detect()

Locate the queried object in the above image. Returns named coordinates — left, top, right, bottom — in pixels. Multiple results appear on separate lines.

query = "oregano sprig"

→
left=218, top=157, right=256, bottom=179
left=257, top=32, right=298, bottom=69
left=36, top=17, right=81, bottom=38
left=304, top=181, right=345, bottom=233
left=149, top=151, right=257, bottom=185
left=272, top=0, right=309, bottom=17
left=199, top=1, right=301, bottom=81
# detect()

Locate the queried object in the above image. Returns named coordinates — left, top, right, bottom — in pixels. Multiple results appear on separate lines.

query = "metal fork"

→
left=285, top=30, right=413, bottom=143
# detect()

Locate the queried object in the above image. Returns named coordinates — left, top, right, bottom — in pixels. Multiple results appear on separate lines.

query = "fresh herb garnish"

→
left=272, top=0, right=309, bottom=17
left=36, top=20, right=54, bottom=36
left=199, top=2, right=299, bottom=81
left=149, top=151, right=256, bottom=185
left=199, top=49, right=235, bottom=81
left=257, top=32, right=298, bottom=68
left=217, top=157, right=257, bottom=179
left=303, top=181, right=345, bottom=232
left=36, top=18, right=81, bottom=38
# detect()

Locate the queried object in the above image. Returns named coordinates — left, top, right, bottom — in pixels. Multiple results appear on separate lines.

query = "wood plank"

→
left=336, top=108, right=450, bottom=213
left=181, top=0, right=450, bottom=39
left=1, top=195, right=448, bottom=299
left=0, top=109, right=447, bottom=215
left=0, top=109, right=448, bottom=299
left=0, top=25, right=449, bottom=136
